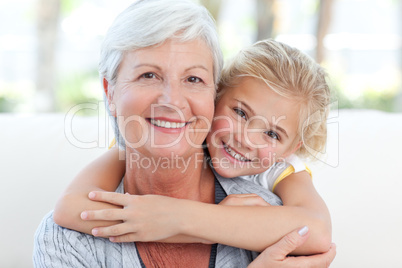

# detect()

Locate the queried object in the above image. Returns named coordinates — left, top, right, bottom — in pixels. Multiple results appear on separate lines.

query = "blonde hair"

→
left=218, top=39, right=330, bottom=159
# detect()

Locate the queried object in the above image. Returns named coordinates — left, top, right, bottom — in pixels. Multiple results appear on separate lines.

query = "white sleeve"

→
left=241, top=154, right=309, bottom=192
left=285, top=154, right=306, bottom=173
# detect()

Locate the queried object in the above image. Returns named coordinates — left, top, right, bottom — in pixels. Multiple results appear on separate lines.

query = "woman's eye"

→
left=265, top=130, right=280, bottom=140
left=234, top=108, right=247, bottom=120
left=187, top=76, right=202, bottom=83
left=141, top=72, right=156, bottom=79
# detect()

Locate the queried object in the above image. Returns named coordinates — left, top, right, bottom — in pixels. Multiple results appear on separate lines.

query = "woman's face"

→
left=107, top=39, right=215, bottom=159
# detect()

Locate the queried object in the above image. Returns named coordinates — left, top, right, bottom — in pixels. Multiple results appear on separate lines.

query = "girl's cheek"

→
left=258, top=147, right=276, bottom=167
left=212, top=116, right=234, bottom=136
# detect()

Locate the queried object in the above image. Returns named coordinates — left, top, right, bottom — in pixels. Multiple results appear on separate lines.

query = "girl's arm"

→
left=83, top=170, right=331, bottom=254
left=183, top=171, right=331, bottom=254
left=272, top=170, right=332, bottom=254
left=83, top=171, right=331, bottom=255
left=53, top=147, right=125, bottom=234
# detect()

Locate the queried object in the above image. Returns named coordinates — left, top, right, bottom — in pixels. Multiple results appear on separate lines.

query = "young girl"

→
left=54, top=39, right=332, bottom=255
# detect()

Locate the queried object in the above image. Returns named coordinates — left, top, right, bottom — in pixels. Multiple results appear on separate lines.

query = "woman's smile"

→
left=108, top=39, right=215, bottom=157
left=149, top=119, right=187, bottom=129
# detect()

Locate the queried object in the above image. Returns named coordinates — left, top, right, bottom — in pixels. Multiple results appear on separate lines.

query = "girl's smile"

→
left=207, top=76, right=301, bottom=178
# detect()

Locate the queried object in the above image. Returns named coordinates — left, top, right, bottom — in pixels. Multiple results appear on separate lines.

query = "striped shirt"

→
left=33, top=174, right=282, bottom=267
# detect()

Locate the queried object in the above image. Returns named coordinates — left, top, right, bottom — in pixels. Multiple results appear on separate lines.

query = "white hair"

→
left=99, top=0, right=222, bottom=86
left=99, top=0, right=223, bottom=149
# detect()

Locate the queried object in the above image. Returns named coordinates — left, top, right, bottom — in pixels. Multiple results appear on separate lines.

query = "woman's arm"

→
left=53, top=147, right=126, bottom=234
left=82, top=171, right=331, bottom=255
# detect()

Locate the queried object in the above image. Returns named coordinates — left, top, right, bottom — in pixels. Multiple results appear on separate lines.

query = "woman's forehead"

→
left=121, top=39, right=214, bottom=72
left=131, top=39, right=211, bottom=59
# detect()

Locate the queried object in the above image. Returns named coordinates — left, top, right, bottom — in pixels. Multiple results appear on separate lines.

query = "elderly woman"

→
left=33, top=0, right=335, bottom=267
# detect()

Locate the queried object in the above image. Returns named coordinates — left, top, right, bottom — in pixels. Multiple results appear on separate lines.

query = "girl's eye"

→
left=265, top=130, right=280, bottom=140
left=187, top=76, right=203, bottom=83
left=141, top=72, right=156, bottom=79
left=234, top=108, right=247, bottom=120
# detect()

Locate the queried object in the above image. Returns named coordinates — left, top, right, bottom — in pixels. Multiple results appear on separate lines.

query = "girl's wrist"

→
left=177, top=199, right=203, bottom=237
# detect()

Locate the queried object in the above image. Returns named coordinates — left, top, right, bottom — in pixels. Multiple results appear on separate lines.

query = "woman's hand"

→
left=81, top=191, right=188, bottom=242
left=248, top=226, right=336, bottom=268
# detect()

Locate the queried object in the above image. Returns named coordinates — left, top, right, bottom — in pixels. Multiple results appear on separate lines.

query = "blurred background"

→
left=1, top=1, right=401, bottom=267
left=0, top=0, right=401, bottom=115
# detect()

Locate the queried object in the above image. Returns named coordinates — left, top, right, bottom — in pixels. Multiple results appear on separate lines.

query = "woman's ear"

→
left=103, top=78, right=116, bottom=117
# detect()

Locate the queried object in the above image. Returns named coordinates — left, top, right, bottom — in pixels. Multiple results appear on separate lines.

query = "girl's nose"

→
left=233, top=130, right=254, bottom=150
left=239, top=126, right=268, bottom=151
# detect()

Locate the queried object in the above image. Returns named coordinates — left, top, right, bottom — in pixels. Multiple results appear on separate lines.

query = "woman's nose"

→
left=157, top=80, right=187, bottom=109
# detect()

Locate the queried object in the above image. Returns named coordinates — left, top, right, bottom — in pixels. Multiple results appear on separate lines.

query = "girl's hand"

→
left=81, top=191, right=186, bottom=242
left=219, top=193, right=271, bottom=207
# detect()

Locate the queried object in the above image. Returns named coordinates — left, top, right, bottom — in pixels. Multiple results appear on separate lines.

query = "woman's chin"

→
left=138, top=143, right=203, bottom=159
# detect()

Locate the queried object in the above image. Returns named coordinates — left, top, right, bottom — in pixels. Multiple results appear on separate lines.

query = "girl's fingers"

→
left=91, top=223, right=133, bottom=238
left=222, top=194, right=259, bottom=199
left=81, top=208, right=125, bottom=221
left=88, top=191, right=130, bottom=206
left=231, top=194, right=259, bottom=198
left=109, top=233, right=138, bottom=243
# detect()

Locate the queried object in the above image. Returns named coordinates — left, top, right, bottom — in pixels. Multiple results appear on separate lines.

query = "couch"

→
left=1, top=109, right=401, bottom=267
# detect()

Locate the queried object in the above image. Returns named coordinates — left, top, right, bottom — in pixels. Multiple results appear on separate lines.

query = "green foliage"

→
left=0, top=96, right=13, bottom=113
left=56, top=69, right=102, bottom=116
left=60, top=0, right=83, bottom=15
left=331, top=83, right=398, bottom=112
left=358, top=89, right=397, bottom=112
left=0, top=82, right=33, bottom=113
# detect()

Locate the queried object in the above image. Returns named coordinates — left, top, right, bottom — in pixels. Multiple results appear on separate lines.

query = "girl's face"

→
left=206, top=77, right=301, bottom=178
left=106, top=39, right=215, bottom=159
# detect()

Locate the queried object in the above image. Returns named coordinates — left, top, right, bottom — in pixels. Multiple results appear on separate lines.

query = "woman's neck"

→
left=123, top=148, right=214, bottom=202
